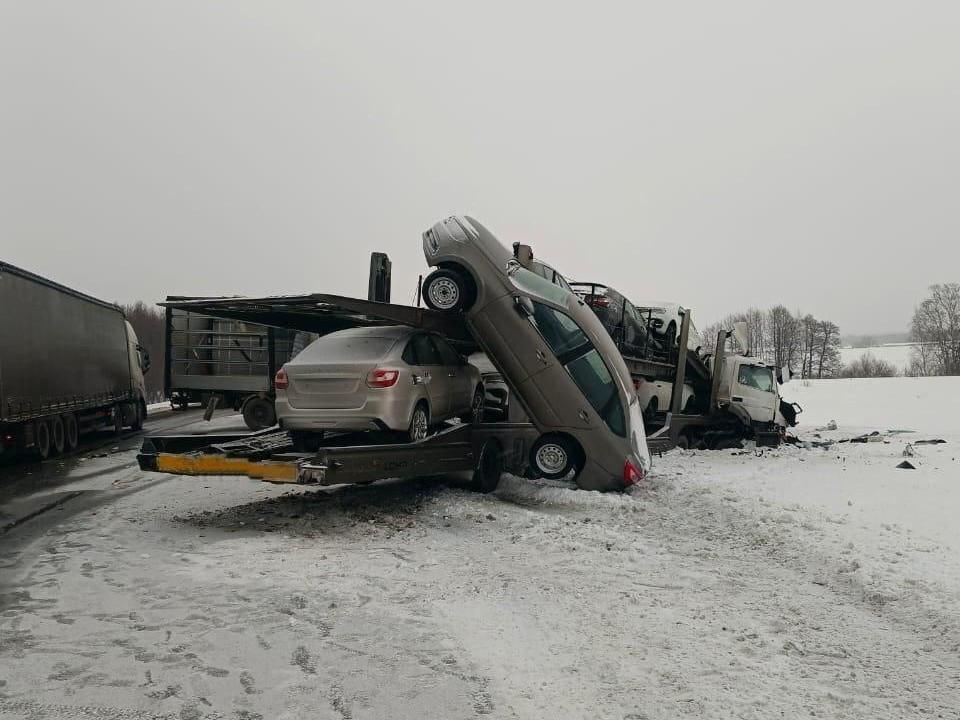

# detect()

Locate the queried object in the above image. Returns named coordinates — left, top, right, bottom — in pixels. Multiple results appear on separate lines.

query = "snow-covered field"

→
left=840, top=343, right=918, bottom=373
left=2, top=378, right=959, bottom=719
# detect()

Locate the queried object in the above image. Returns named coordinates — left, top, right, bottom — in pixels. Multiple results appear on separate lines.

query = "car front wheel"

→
left=422, top=268, right=474, bottom=313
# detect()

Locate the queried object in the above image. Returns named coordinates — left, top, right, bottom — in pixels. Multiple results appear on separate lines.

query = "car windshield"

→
left=509, top=264, right=572, bottom=307
left=738, top=365, right=775, bottom=393
left=527, top=301, right=625, bottom=437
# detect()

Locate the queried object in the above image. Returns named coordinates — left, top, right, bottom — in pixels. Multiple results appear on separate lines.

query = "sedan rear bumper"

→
left=275, top=392, right=416, bottom=433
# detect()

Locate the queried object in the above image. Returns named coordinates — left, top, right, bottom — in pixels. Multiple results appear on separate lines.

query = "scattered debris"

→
left=914, top=439, right=947, bottom=445
left=896, top=460, right=916, bottom=470
left=903, top=444, right=916, bottom=457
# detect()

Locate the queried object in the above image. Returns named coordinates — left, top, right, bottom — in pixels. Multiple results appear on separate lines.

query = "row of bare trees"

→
left=701, top=306, right=842, bottom=378
left=121, top=302, right=166, bottom=402
left=909, top=283, right=960, bottom=376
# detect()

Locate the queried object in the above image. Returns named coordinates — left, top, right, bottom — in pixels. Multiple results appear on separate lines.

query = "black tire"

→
left=422, top=268, right=474, bottom=313
left=644, top=396, right=659, bottom=422
left=460, top=385, right=485, bottom=424
left=469, top=439, right=503, bottom=493
left=405, top=402, right=430, bottom=442
left=131, top=401, right=146, bottom=431
left=50, top=415, right=65, bottom=455
left=291, top=431, right=323, bottom=453
left=665, top=322, right=677, bottom=348
left=63, top=414, right=79, bottom=452
left=529, top=435, right=582, bottom=481
left=243, top=396, right=277, bottom=430
left=34, top=420, right=51, bottom=460
left=113, top=405, right=124, bottom=435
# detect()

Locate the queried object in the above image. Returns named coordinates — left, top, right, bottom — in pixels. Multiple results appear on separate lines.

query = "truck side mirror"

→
left=140, top=347, right=151, bottom=373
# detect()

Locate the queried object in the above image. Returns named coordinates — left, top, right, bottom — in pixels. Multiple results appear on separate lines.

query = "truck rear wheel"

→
left=63, top=414, right=79, bottom=451
left=34, top=420, right=51, bottom=460
left=243, top=396, right=277, bottom=430
left=131, top=401, right=146, bottom=431
left=50, top=415, right=65, bottom=455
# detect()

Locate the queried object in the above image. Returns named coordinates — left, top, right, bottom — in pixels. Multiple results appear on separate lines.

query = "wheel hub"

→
left=536, top=443, right=568, bottom=474
left=429, top=278, right=460, bottom=310
left=412, top=409, right=428, bottom=440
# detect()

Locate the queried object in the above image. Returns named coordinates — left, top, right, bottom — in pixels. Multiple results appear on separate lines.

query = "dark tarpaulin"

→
left=160, top=293, right=476, bottom=347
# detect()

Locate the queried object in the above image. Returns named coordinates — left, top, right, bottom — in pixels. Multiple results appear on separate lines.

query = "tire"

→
left=291, top=431, right=323, bottom=453
left=34, top=420, right=51, bottom=460
left=529, top=435, right=581, bottom=481
left=644, top=396, right=659, bottom=422
left=665, top=322, right=677, bottom=348
left=469, top=439, right=503, bottom=493
left=460, top=385, right=485, bottom=424
left=113, top=405, right=124, bottom=435
left=50, top=415, right=65, bottom=455
left=243, top=396, right=277, bottom=430
left=422, top=268, right=474, bottom=313
left=405, top=403, right=430, bottom=442
left=131, top=401, right=146, bottom=431
left=63, top=414, right=79, bottom=452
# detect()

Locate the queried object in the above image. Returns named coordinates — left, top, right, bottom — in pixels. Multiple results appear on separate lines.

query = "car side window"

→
left=528, top=302, right=589, bottom=359
left=433, top=336, right=462, bottom=366
left=410, top=334, right=442, bottom=366
left=527, top=302, right=625, bottom=437
left=402, top=338, right=417, bottom=365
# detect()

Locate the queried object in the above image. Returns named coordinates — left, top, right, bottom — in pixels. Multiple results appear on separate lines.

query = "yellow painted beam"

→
left=154, top=453, right=299, bottom=483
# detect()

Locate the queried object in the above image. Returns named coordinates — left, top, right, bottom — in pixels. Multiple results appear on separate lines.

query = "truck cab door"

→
left=730, top=360, right=777, bottom=424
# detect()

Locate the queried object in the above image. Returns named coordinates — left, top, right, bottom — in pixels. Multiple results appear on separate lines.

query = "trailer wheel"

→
left=530, top=435, right=582, bottom=481
left=131, top=401, right=146, bottom=431
left=422, top=268, right=474, bottom=312
left=34, top=420, right=51, bottom=460
left=63, top=414, right=79, bottom=451
left=242, top=396, right=277, bottom=430
left=470, top=439, right=503, bottom=493
left=50, top=415, right=65, bottom=455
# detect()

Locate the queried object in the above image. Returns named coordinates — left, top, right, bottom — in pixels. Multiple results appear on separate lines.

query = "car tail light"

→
left=274, top=368, right=289, bottom=390
left=366, top=368, right=400, bottom=389
left=623, top=457, right=646, bottom=486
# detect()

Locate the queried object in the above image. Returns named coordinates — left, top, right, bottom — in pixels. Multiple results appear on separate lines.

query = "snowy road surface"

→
left=1, top=381, right=959, bottom=719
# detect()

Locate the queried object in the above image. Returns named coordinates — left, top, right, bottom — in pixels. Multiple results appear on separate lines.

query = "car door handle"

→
left=732, top=396, right=743, bottom=402
left=536, top=349, right=548, bottom=364
left=578, top=409, right=590, bottom=422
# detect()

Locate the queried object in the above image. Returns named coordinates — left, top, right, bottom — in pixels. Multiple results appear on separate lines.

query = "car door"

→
left=408, top=334, right=448, bottom=419
left=433, top=334, right=473, bottom=416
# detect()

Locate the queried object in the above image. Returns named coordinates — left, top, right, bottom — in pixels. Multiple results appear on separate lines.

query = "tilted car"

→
left=421, top=216, right=650, bottom=491
left=275, top=325, right=483, bottom=443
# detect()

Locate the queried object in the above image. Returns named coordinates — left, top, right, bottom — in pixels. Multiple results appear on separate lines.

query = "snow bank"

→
left=784, top=375, right=960, bottom=435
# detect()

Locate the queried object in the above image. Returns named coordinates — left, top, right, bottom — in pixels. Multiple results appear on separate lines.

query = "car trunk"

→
left=284, top=335, right=399, bottom=410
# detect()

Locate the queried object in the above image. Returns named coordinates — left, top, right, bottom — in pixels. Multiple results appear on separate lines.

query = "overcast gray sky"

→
left=2, top=1, right=958, bottom=335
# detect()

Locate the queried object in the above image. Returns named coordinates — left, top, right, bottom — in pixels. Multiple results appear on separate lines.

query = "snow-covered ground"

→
left=1, top=379, right=958, bottom=718
left=840, top=343, right=919, bottom=373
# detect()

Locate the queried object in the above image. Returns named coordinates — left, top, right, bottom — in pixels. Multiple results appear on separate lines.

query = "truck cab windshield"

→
left=738, top=365, right=775, bottom=393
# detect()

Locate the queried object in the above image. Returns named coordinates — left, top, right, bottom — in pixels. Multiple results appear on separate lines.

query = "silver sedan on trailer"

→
left=275, top=326, right=484, bottom=442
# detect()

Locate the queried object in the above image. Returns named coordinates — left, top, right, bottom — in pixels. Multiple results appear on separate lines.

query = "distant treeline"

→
left=909, top=283, right=960, bottom=377
left=701, top=307, right=842, bottom=379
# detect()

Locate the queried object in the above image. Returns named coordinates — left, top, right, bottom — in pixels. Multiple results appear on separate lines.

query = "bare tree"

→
left=910, top=283, right=960, bottom=375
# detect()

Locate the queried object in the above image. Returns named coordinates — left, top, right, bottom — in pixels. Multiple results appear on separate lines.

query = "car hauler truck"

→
left=0, top=261, right=150, bottom=459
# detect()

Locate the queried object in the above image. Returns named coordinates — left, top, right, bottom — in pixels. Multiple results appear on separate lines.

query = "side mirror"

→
left=139, top=346, right=152, bottom=373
